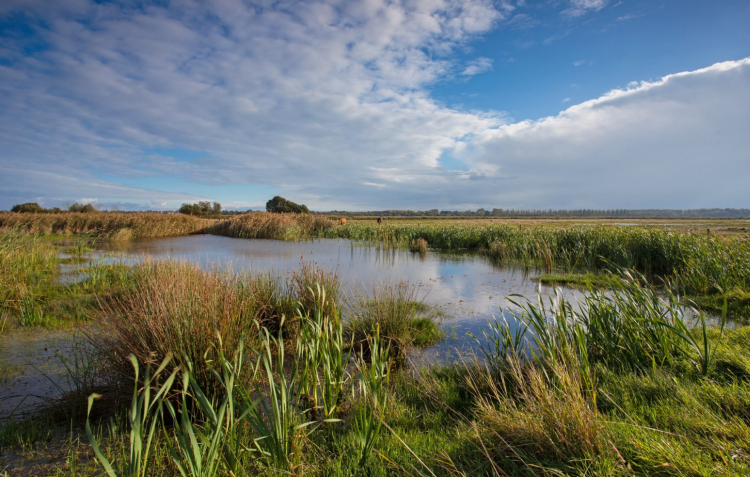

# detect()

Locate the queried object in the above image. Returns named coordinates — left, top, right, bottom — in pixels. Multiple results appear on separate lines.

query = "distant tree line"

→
left=314, top=208, right=750, bottom=218
left=10, top=202, right=98, bottom=213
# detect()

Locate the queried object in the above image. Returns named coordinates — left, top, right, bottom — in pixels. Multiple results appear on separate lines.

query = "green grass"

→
left=535, top=271, right=625, bottom=289
left=346, top=281, right=444, bottom=364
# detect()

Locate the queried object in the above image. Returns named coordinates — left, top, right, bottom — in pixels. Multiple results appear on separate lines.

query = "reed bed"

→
left=212, top=212, right=335, bottom=240
left=0, top=212, right=215, bottom=239
left=91, top=258, right=440, bottom=395
left=325, top=221, right=750, bottom=295
left=4, top=245, right=750, bottom=475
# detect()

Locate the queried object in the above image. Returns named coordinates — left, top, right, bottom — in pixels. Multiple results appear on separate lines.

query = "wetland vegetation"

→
left=1, top=213, right=750, bottom=475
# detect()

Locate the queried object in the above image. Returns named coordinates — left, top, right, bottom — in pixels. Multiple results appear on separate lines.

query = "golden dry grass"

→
left=0, top=212, right=215, bottom=239
left=213, top=212, right=335, bottom=239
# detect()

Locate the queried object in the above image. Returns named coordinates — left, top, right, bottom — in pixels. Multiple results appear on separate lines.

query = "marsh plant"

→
left=297, top=301, right=352, bottom=419
left=408, top=237, right=428, bottom=254
left=352, top=326, right=390, bottom=466
left=347, top=281, right=442, bottom=363
left=88, top=315, right=354, bottom=476
left=481, top=269, right=730, bottom=384
left=86, top=354, right=178, bottom=477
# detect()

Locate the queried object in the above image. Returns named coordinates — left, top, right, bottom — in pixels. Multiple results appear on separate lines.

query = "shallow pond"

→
left=93, top=235, right=588, bottom=362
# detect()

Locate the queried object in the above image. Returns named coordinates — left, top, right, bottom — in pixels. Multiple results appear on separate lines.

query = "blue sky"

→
left=0, top=0, right=749, bottom=211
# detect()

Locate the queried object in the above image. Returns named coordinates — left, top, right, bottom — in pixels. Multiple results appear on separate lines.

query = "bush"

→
left=68, top=203, right=98, bottom=213
left=265, top=196, right=310, bottom=214
left=10, top=202, right=45, bottom=213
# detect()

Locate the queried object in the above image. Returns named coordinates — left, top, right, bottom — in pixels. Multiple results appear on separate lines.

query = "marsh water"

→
left=94, top=235, right=588, bottom=359
left=3, top=235, right=587, bottom=418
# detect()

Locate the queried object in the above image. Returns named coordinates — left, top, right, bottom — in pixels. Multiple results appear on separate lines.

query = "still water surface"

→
left=96, top=235, right=586, bottom=361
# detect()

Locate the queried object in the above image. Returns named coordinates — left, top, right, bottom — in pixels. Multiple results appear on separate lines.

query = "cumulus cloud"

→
left=460, top=59, right=750, bottom=209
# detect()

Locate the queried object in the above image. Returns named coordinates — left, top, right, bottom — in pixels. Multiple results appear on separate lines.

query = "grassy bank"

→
left=0, top=232, right=135, bottom=331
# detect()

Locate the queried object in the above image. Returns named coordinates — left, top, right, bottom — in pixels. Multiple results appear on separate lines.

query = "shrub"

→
left=68, top=203, right=98, bottom=213
left=265, top=196, right=310, bottom=214
left=10, top=202, right=45, bottom=213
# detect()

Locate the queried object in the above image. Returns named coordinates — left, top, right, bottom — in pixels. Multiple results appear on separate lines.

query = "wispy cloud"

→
left=504, top=13, right=538, bottom=30
left=562, top=0, right=609, bottom=18
left=617, top=13, right=643, bottom=21
left=462, top=57, right=494, bottom=76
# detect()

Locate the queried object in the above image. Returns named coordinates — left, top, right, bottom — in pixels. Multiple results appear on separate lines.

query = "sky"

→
left=0, top=0, right=748, bottom=211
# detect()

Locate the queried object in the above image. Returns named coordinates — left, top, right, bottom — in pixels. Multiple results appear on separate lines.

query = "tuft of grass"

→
left=409, top=237, right=428, bottom=254
left=92, top=260, right=263, bottom=395
left=347, top=281, right=443, bottom=364
left=91, top=259, right=341, bottom=398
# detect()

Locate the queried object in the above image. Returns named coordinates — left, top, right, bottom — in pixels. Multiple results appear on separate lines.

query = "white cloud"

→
left=617, top=13, right=642, bottom=21
left=460, top=58, right=750, bottom=209
left=0, top=0, right=506, bottom=209
left=462, top=57, right=494, bottom=76
left=562, top=0, right=608, bottom=18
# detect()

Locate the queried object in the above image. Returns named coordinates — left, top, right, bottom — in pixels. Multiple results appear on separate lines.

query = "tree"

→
left=178, top=201, right=222, bottom=217
left=265, top=196, right=310, bottom=214
left=68, top=203, right=98, bottom=213
left=11, top=202, right=44, bottom=213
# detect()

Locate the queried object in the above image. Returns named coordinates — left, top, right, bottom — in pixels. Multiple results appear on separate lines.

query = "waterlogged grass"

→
left=535, top=271, right=625, bottom=289
left=346, top=281, right=444, bottom=363
left=3, top=227, right=750, bottom=475
left=4, top=213, right=750, bottom=317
